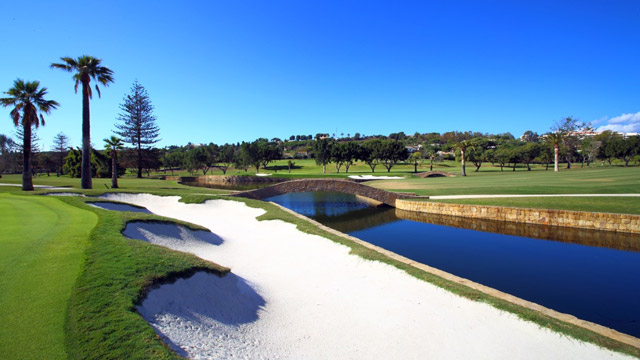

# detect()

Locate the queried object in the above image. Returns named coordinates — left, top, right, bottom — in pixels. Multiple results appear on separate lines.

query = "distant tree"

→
left=161, top=150, right=183, bottom=175
left=361, top=139, right=383, bottom=172
left=236, top=141, right=261, bottom=172
left=493, top=146, right=512, bottom=171
left=63, top=147, right=82, bottom=177
left=595, top=131, right=619, bottom=166
left=0, top=134, right=17, bottom=173
left=287, top=159, right=295, bottom=173
left=409, top=151, right=423, bottom=173
left=534, top=143, right=554, bottom=170
left=51, top=55, right=114, bottom=189
left=331, top=142, right=361, bottom=173
left=114, top=81, right=160, bottom=178
left=424, top=145, right=440, bottom=171
left=256, top=140, right=282, bottom=169
left=456, top=140, right=473, bottom=176
left=104, top=136, right=124, bottom=188
left=1, top=79, right=59, bottom=190
left=380, top=140, right=409, bottom=172
left=52, top=132, right=70, bottom=175
left=616, top=136, right=640, bottom=167
left=521, top=130, right=539, bottom=142
left=515, top=142, right=541, bottom=171
left=215, top=144, right=235, bottom=174
left=312, top=138, right=334, bottom=173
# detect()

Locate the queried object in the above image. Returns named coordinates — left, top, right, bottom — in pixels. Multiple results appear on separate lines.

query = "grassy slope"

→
left=0, top=194, right=97, bottom=360
left=62, top=196, right=228, bottom=360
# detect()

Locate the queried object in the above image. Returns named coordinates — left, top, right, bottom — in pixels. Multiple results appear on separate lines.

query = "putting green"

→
left=0, top=194, right=97, bottom=359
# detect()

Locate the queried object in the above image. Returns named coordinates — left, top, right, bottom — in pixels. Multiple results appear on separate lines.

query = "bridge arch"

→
left=229, top=179, right=416, bottom=207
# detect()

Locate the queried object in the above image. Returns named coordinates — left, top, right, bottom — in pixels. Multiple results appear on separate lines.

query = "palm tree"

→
left=456, top=140, right=472, bottom=177
left=104, top=136, right=124, bottom=189
left=51, top=55, right=114, bottom=189
left=0, top=79, right=59, bottom=190
left=545, top=132, right=563, bottom=172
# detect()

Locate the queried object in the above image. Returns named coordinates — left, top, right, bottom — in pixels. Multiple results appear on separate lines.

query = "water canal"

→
left=266, top=191, right=640, bottom=338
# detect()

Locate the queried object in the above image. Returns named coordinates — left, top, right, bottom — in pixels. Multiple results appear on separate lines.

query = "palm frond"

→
left=95, top=84, right=101, bottom=98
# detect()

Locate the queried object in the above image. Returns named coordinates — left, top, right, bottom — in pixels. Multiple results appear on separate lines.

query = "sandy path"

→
left=105, top=193, right=632, bottom=360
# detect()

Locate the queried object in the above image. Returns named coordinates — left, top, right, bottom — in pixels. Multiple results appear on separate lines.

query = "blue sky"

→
left=1, top=0, right=639, bottom=150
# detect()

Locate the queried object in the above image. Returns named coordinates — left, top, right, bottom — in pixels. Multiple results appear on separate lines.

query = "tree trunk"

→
left=429, top=158, right=433, bottom=171
left=554, top=145, right=559, bottom=172
left=22, top=122, right=33, bottom=191
left=137, top=141, right=142, bottom=178
left=460, top=149, right=466, bottom=176
left=81, top=78, right=92, bottom=189
left=323, top=164, right=326, bottom=173
left=414, top=160, right=418, bottom=173
left=111, top=152, right=118, bottom=189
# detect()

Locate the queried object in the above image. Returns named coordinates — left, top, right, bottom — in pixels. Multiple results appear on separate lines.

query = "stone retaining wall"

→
left=396, top=200, right=640, bottom=234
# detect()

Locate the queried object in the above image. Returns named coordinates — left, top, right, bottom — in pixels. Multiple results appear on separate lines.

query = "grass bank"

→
left=0, top=191, right=228, bottom=360
left=0, top=194, right=97, bottom=359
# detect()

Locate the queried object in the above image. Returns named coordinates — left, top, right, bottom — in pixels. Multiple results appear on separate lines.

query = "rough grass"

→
left=0, top=193, right=97, bottom=360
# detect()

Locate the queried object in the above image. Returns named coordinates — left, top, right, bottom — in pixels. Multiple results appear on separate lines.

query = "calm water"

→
left=267, top=191, right=640, bottom=338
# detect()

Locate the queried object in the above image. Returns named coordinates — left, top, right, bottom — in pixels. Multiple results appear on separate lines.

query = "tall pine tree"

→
left=114, top=81, right=160, bottom=178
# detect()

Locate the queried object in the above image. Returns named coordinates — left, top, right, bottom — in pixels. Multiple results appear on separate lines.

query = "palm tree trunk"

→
left=461, top=149, right=466, bottom=176
left=111, top=152, right=118, bottom=189
left=81, top=79, right=92, bottom=189
left=554, top=145, right=559, bottom=172
left=22, top=123, right=33, bottom=191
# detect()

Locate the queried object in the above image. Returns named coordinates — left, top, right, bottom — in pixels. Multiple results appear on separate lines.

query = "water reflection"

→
left=267, top=191, right=640, bottom=338
left=396, top=209, right=640, bottom=253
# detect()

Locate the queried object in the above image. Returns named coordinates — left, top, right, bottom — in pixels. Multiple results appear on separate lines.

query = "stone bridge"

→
left=416, top=170, right=456, bottom=178
left=229, top=178, right=419, bottom=207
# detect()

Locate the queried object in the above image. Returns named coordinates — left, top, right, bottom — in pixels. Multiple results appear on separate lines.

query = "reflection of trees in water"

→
left=316, top=206, right=399, bottom=233
left=395, top=209, right=640, bottom=252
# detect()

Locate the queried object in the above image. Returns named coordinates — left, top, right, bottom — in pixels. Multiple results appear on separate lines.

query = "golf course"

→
left=1, top=164, right=639, bottom=358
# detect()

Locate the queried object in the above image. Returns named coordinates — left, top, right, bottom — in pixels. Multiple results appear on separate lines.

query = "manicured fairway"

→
left=0, top=194, right=97, bottom=359
left=369, top=166, right=640, bottom=196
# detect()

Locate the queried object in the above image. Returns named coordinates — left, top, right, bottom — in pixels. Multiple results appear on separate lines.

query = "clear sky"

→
left=1, top=0, right=639, bottom=150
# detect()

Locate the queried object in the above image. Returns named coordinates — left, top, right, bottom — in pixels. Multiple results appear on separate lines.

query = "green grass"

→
left=2, top=172, right=640, bottom=357
left=61, top=196, right=228, bottom=360
left=367, top=166, right=640, bottom=196
left=0, top=194, right=97, bottom=359
left=427, top=196, right=640, bottom=215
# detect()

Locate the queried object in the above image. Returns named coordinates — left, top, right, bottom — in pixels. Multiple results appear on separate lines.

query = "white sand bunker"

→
left=137, top=271, right=266, bottom=359
left=89, top=201, right=152, bottom=214
left=123, top=221, right=223, bottom=251
left=42, top=192, right=86, bottom=197
left=104, top=193, right=632, bottom=360
left=348, top=175, right=404, bottom=180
